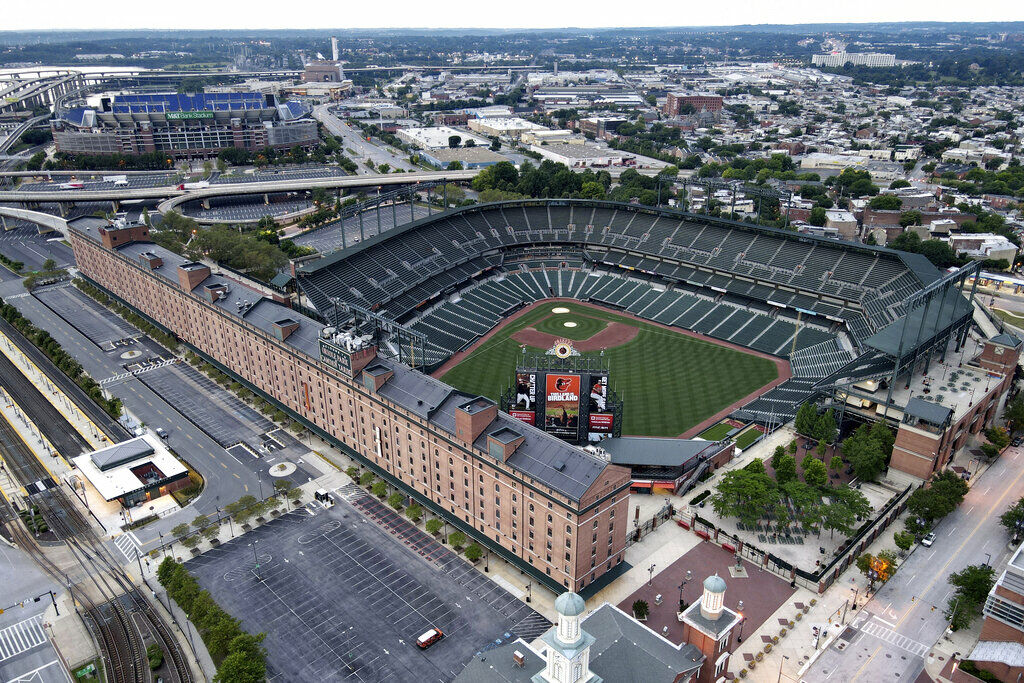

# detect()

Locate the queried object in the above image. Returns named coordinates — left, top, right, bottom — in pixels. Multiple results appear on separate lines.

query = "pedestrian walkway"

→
left=0, top=615, right=46, bottom=662
left=113, top=531, right=142, bottom=563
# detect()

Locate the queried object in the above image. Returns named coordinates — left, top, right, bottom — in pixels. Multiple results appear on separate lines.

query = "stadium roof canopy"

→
left=864, top=293, right=973, bottom=357
left=600, top=437, right=721, bottom=468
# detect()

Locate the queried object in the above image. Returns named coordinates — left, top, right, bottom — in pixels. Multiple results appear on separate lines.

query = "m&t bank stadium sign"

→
left=166, top=111, right=214, bottom=120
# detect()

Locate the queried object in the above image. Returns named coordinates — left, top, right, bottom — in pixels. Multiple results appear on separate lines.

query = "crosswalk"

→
left=858, top=619, right=930, bottom=657
left=0, top=615, right=46, bottom=662
left=113, top=531, right=142, bottom=563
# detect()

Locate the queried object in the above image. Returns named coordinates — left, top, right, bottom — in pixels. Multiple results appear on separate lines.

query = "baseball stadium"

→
left=294, top=197, right=1002, bottom=471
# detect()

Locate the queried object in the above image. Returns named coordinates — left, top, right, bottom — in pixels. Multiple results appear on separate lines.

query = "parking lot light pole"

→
left=484, top=550, right=490, bottom=573
left=258, top=470, right=264, bottom=502
left=736, top=601, right=744, bottom=643
left=526, top=582, right=532, bottom=604
left=250, top=540, right=260, bottom=580
left=648, top=563, right=656, bottom=586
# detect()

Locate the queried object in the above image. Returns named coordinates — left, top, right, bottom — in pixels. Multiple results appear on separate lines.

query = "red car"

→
left=416, top=628, right=444, bottom=649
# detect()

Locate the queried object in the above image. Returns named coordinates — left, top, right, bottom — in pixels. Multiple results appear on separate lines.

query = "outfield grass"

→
left=440, top=302, right=778, bottom=437
left=533, top=312, right=607, bottom=340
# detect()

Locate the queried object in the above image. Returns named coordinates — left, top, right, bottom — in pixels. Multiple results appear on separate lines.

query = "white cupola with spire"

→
left=533, top=592, right=602, bottom=683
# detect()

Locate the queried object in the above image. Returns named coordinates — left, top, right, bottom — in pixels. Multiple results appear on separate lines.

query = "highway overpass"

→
left=0, top=170, right=479, bottom=210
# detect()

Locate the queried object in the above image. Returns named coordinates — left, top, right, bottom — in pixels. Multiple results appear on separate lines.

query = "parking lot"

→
left=180, top=197, right=312, bottom=223
left=186, top=485, right=549, bottom=682
left=0, top=225, right=75, bottom=272
left=34, top=284, right=138, bottom=347
left=211, top=166, right=349, bottom=185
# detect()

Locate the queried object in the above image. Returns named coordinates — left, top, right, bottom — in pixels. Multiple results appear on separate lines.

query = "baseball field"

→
left=437, top=301, right=780, bottom=437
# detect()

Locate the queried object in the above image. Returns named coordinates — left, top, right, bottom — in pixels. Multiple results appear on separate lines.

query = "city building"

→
left=970, top=543, right=1024, bottom=681
left=454, top=591, right=705, bottom=682
left=811, top=52, right=896, bottom=68
left=68, top=219, right=632, bottom=595
left=578, top=117, right=627, bottom=139
left=52, top=93, right=317, bottom=159
left=469, top=117, right=547, bottom=139
left=303, top=60, right=346, bottom=82
left=530, top=143, right=629, bottom=168
left=396, top=125, right=488, bottom=150
left=591, top=438, right=735, bottom=495
left=664, top=93, right=724, bottom=117
left=946, top=233, right=1019, bottom=264
left=419, top=147, right=507, bottom=169
left=825, top=209, right=858, bottom=240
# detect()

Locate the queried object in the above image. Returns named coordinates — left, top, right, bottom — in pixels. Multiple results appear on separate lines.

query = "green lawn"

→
left=697, top=422, right=735, bottom=441
left=533, top=311, right=607, bottom=340
left=440, top=302, right=778, bottom=437
left=993, top=308, right=1024, bottom=328
left=734, top=426, right=763, bottom=450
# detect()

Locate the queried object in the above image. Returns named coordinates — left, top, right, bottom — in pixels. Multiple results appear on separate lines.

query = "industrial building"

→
left=51, top=92, right=318, bottom=159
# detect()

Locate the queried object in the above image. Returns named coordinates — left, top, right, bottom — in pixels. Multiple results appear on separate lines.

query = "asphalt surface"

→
left=314, top=105, right=418, bottom=173
left=0, top=225, right=74, bottom=271
left=0, top=280, right=258, bottom=544
left=186, top=483, right=549, bottom=682
left=806, top=447, right=1024, bottom=682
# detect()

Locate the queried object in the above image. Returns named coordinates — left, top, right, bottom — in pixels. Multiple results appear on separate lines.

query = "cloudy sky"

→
left=3, top=0, right=1022, bottom=31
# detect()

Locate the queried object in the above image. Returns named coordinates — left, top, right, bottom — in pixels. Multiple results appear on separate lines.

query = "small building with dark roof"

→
left=595, top=437, right=734, bottom=495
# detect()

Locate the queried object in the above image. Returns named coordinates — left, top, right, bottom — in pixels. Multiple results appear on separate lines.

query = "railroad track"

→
left=0, top=397, right=192, bottom=682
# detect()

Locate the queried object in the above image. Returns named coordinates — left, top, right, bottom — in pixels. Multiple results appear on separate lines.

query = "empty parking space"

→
left=34, top=284, right=139, bottom=347
left=186, top=493, right=549, bottom=682
left=0, top=226, right=74, bottom=272
left=138, top=363, right=273, bottom=446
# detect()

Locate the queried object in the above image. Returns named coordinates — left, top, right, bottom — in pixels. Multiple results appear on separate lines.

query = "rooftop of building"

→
left=71, top=434, right=186, bottom=501
left=453, top=602, right=703, bottom=683
left=423, top=147, right=509, bottom=163
left=597, top=437, right=725, bottom=469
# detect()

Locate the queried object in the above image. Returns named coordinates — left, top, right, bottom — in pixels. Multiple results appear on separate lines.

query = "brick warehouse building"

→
left=52, top=93, right=318, bottom=160
left=68, top=219, right=631, bottom=594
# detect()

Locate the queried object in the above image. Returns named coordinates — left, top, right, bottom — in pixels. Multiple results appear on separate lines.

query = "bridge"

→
left=0, top=205, right=68, bottom=234
left=0, top=169, right=478, bottom=210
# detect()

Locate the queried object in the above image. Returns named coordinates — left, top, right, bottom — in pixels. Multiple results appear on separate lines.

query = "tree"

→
left=816, top=409, right=838, bottom=444
left=907, top=470, right=968, bottom=523
left=448, top=135, right=462, bottom=148
left=171, top=522, right=190, bottom=541
left=829, top=455, right=843, bottom=474
left=42, top=258, right=57, bottom=272
left=869, top=194, right=903, bottom=210
left=406, top=503, right=422, bottom=523
left=425, top=518, right=443, bottom=535
left=710, top=466, right=779, bottom=527
left=771, top=445, right=786, bottom=469
left=986, top=426, right=1010, bottom=452
left=803, top=458, right=829, bottom=488
left=387, top=492, right=404, bottom=510
left=808, top=206, right=827, bottom=227
left=464, top=543, right=483, bottom=561
left=794, top=403, right=818, bottom=436
left=1003, top=395, right=1024, bottom=435
left=214, top=633, right=267, bottom=683
left=788, top=440, right=798, bottom=455
left=359, top=471, right=374, bottom=487
left=632, top=599, right=649, bottom=620
left=1002, top=498, right=1024, bottom=536
left=899, top=210, right=923, bottom=227
left=775, top=455, right=798, bottom=485
left=946, top=564, right=996, bottom=631
left=448, top=531, right=466, bottom=549
left=894, top=531, right=915, bottom=552
left=464, top=139, right=476, bottom=148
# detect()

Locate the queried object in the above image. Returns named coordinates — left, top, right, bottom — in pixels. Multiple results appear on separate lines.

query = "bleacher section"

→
left=295, top=201, right=939, bottom=423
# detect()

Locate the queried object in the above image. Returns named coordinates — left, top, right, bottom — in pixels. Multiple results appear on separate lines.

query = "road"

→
left=0, top=279, right=258, bottom=546
left=806, top=448, right=1024, bottom=682
left=314, top=104, right=418, bottom=172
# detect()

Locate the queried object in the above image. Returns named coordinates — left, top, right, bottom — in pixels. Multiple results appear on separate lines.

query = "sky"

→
left=3, top=0, right=1022, bottom=31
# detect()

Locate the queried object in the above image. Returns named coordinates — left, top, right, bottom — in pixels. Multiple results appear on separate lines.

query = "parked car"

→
left=1013, top=437, right=1022, bottom=447
left=155, top=427, right=169, bottom=440
left=416, top=628, right=444, bottom=649
left=921, top=532, right=936, bottom=547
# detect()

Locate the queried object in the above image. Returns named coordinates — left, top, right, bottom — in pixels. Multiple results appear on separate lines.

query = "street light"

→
left=678, top=569, right=693, bottom=611
left=648, top=563, right=657, bottom=586
left=526, top=581, right=532, bottom=604
left=736, top=600, right=745, bottom=643
left=249, top=540, right=260, bottom=580
left=776, top=655, right=789, bottom=683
